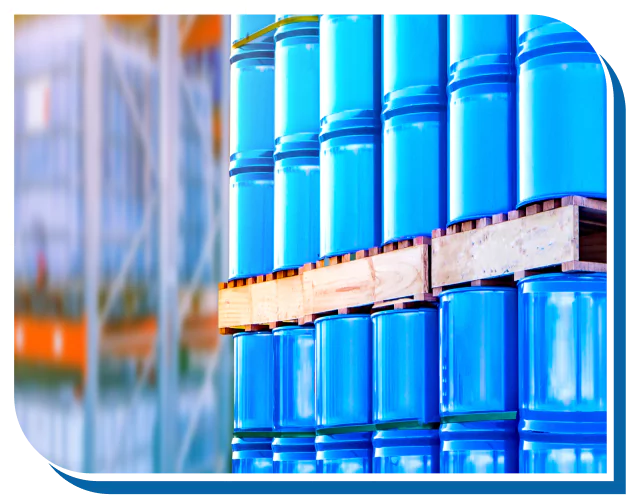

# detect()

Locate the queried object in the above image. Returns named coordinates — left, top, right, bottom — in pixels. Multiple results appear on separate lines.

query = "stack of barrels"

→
left=229, top=14, right=607, bottom=474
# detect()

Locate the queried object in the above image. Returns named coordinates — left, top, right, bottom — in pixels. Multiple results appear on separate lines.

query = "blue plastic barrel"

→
left=439, top=287, right=518, bottom=417
left=316, top=432, right=372, bottom=473
left=440, top=420, right=519, bottom=473
left=319, top=15, right=381, bottom=257
left=315, top=315, right=372, bottom=428
left=234, top=332, right=274, bottom=432
left=518, top=273, right=607, bottom=473
left=372, top=309, right=439, bottom=425
left=447, top=15, right=516, bottom=224
left=382, top=15, right=447, bottom=242
left=229, top=19, right=275, bottom=280
left=274, top=16, right=320, bottom=270
left=231, top=15, right=276, bottom=44
left=273, top=326, right=315, bottom=432
left=372, top=428, right=440, bottom=473
left=232, top=437, right=273, bottom=473
left=517, top=16, right=606, bottom=206
left=272, top=437, right=317, bottom=473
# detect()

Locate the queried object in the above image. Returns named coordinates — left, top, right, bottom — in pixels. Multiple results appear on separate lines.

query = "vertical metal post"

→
left=83, top=14, right=103, bottom=474
left=157, top=14, right=180, bottom=473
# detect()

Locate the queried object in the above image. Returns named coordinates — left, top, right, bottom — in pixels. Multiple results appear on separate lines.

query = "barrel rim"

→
left=439, top=285, right=517, bottom=297
left=314, top=313, right=372, bottom=325
left=370, top=307, right=438, bottom=320
left=233, top=330, right=273, bottom=339
left=272, top=325, right=315, bottom=335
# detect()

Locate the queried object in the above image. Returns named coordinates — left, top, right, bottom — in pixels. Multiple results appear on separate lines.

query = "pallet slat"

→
left=218, top=244, right=430, bottom=330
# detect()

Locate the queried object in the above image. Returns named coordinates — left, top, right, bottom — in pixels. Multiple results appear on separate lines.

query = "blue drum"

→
left=316, top=432, right=372, bottom=473
left=517, top=15, right=606, bottom=206
left=233, top=332, right=274, bottom=432
left=315, top=315, right=372, bottom=429
left=319, top=15, right=382, bottom=257
left=372, top=428, right=440, bottom=473
left=382, top=15, right=447, bottom=242
left=274, top=16, right=320, bottom=270
left=232, top=437, right=273, bottom=473
left=272, top=436, right=317, bottom=474
left=440, top=420, right=519, bottom=473
left=447, top=15, right=516, bottom=224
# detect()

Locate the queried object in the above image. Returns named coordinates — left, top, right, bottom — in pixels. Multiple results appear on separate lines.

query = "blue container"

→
left=273, top=326, right=315, bottom=432
left=231, top=15, right=276, bottom=44
left=232, top=437, right=273, bottom=473
left=518, top=273, right=607, bottom=473
left=372, top=309, right=439, bottom=425
left=234, top=332, right=274, bottom=432
left=315, top=315, right=372, bottom=428
left=382, top=15, right=447, bottom=242
left=272, top=437, right=317, bottom=473
left=372, top=428, right=440, bottom=473
left=440, top=420, right=519, bottom=473
left=316, top=432, right=372, bottom=473
left=439, top=287, right=518, bottom=417
left=229, top=37, right=275, bottom=279
left=274, top=16, right=320, bottom=270
left=517, top=16, right=606, bottom=206
left=447, top=15, right=516, bottom=224
left=319, top=15, right=382, bottom=257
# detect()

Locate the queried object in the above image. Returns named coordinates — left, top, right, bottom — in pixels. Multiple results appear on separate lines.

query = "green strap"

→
left=375, top=420, right=440, bottom=431
left=441, top=411, right=518, bottom=424
left=232, top=15, right=320, bottom=49
left=316, top=424, right=376, bottom=436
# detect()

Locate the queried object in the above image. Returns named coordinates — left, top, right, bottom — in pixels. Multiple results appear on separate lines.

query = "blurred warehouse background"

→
left=13, top=15, right=233, bottom=473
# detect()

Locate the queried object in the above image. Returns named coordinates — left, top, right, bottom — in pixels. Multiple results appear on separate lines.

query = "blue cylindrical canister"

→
left=234, top=332, right=274, bottom=432
left=315, top=315, right=372, bottom=428
left=231, top=15, right=276, bottom=44
left=372, top=428, right=440, bottom=473
left=440, top=420, right=519, bottom=473
left=439, top=287, right=518, bottom=417
left=447, top=15, right=516, bottom=224
left=316, top=432, right=372, bottom=473
left=518, top=273, right=607, bottom=473
left=272, top=437, right=317, bottom=473
left=232, top=437, right=273, bottom=473
left=319, top=15, right=382, bottom=257
left=517, top=16, right=606, bottom=206
left=274, top=16, right=320, bottom=270
left=273, top=326, right=315, bottom=432
left=229, top=17, right=275, bottom=279
left=382, top=15, right=447, bottom=242
left=372, top=309, right=439, bottom=425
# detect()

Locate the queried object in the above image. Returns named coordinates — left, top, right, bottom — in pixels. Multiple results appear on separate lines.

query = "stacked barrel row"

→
left=229, top=14, right=608, bottom=474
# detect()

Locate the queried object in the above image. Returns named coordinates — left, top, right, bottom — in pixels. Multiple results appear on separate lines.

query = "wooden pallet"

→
left=218, top=237, right=432, bottom=334
left=431, top=196, right=607, bottom=295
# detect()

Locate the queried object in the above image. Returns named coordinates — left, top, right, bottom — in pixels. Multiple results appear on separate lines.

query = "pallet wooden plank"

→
left=218, top=244, right=430, bottom=329
left=431, top=205, right=581, bottom=288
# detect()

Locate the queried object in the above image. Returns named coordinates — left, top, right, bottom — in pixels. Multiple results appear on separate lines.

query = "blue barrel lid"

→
left=272, top=325, right=315, bottom=336
left=518, top=272, right=607, bottom=290
left=233, top=330, right=273, bottom=340
left=272, top=436, right=316, bottom=452
left=439, top=285, right=516, bottom=298
left=370, top=307, right=437, bottom=320
left=314, top=313, right=372, bottom=325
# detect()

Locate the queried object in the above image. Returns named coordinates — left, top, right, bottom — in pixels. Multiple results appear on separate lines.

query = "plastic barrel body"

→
left=229, top=40, right=274, bottom=279
left=274, top=17, right=320, bottom=270
left=315, top=432, right=372, bottom=473
left=233, top=332, right=274, bottom=432
left=440, top=420, right=519, bottom=473
left=372, top=429, right=440, bottom=473
left=232, top=437, right=274, bottom=473
left=447, top=15, right=516, bottom=224
left=439, top=287, right=518, bottom=417
left=315, top=315, right=372, bottom=428
left=273, top=326, right=315, bottom=432
left=382, top=15, right=447, bottom=242
left=372, top=309, right=439, bottom=425
left=518, top=273, right=607, bottom=473
left=272, top=437, right=316, bottom=473
left=517, top=16, right=606, bottom=206
left=231, top=15, right=276, bottom=44
left=319, top=15, right=381, bottom=257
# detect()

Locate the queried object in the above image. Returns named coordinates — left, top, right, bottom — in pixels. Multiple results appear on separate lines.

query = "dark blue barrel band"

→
left=316, top=440, right=373, bottom=452
left=275, top=27, right=320, bottom=42
left=517, top=40, right=598, bottom=66
left=441, top=411, right=518, bottom=424
left=448, top=71, right=515, bottom=93
left=274, top=148, right=320, bottom=161
left=230, top=49, right=275, bottom=65
left=316, top=424, right=376, bottom=435
left=229, top=165, right=274, bottom=177
left=319, top=124, right=380, bottom=143
left=375, top=420, right=440, bottom=431
left=382, top=103, right=446, bottom=121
